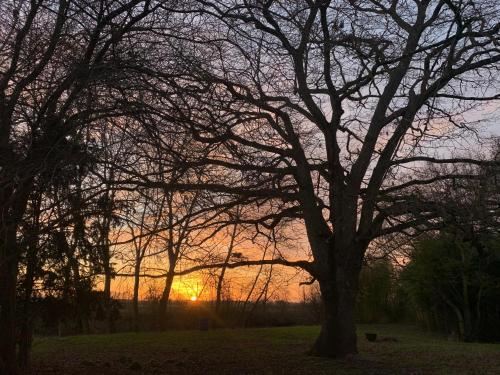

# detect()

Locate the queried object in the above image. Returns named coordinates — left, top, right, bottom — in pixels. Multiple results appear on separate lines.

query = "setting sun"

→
left=190, top=296, right=197, bottom=302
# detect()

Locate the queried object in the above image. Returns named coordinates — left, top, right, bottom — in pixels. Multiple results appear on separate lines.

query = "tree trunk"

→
left=17, top=320, right=32, bottom=371
left=17, top=241, right=37, bottom=369
left=462, top=302, right=473, bottom=342
left=158, top=270, right=175, bottom=331
left=132, top=261, right=141, bottom=332
left=474, top=287, right=483, bottom=340
left=0, top=180, right=30, bottom=374
left=311, top=266, right=360, bottom=358
left=103, top=265, right=115, bottom=334
left=452, top=305, right=465, bottom=340
left=70, top=256, right=90, bottom=335
left=215, top=251, right=231, bottom=314
left=460, top=245, right=474, bottom=341
left=0, top=228, right=19, bottom=375
left=18, top=195, right=41, bottom=370
left=215, top=220, right=238, bottom=314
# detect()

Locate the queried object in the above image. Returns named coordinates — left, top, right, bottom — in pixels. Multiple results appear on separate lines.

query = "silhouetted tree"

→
left=0, top=1, right=162, bottom=371
left=134, top=0, right=500, bottom=357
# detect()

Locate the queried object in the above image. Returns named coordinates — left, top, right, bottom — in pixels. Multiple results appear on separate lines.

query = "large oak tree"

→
left=138, top=0, right=500, bottom=357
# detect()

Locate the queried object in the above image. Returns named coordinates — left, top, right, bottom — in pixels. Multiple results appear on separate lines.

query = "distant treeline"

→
left=29, top=298, right=324, bottom=336
left=23, top=225, right=500, bottom=343
left=29, top=228, right=500, bottom=343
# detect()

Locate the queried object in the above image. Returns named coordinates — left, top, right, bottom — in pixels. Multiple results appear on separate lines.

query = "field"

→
left=32, top=324, right=500, bottom=374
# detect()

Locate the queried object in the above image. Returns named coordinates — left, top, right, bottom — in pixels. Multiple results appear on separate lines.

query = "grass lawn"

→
left=31, top=324, right=500, bottom=374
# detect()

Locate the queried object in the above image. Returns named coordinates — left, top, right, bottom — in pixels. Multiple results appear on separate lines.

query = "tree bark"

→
left=215, top=221, right=238, bottom=314
left=0, top=227, right=20, bottom=375
left=17, top=240, right=37, bottom=369
left=70, top=256, right=90, bottom=335
left=158, top=270, right=175, bottom=331
left=103, top=263, right=115, bottom=334
left=132, top=261, right=141, bottom=332
left=311, top=263, right=360, bottom=358
left=460, top=245, right=474, bottom=342
left=17, top=193, right=41, bottom=370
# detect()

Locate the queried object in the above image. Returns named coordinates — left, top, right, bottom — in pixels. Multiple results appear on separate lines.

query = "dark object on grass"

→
left=365, top=333, right=377, bottom=342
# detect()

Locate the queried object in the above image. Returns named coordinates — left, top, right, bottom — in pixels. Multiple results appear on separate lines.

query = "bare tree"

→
left=0, top=0, right=162, bottom=371
left=131, top=0, right=500, bottom=357
left=215, top=207, right=241, bottom=313
left=122, top=189, right=166, bottom=332
left=156, top=187, right=207, bottom=330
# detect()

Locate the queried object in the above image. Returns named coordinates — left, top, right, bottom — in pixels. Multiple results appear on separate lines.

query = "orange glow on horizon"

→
left=190, top=295, right=197, bottom=302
